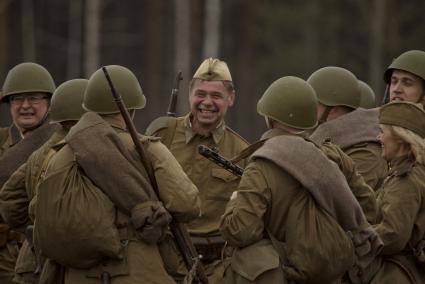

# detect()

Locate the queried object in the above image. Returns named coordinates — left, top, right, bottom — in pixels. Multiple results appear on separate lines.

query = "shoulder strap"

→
left=162, top=118, right=178, bottom=149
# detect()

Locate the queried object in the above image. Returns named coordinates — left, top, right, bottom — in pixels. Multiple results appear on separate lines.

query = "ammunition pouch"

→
left=191, top=235, right=225, bottom=263
left=224, top=239, right=288, bottom=284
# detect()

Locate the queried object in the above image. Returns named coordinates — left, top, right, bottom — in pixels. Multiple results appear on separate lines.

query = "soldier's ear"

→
left=227, top=91, right=235, bottom=107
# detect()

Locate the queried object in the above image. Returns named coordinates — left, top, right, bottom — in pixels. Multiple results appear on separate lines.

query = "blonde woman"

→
left=370, top=102, right=425, bottom=283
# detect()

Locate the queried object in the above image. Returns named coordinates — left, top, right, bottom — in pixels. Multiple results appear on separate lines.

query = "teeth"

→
left=199, top=109, right=215, bottom=113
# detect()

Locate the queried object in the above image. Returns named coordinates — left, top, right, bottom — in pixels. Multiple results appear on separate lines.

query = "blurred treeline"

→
left=0, top=0, right=424, bottom=142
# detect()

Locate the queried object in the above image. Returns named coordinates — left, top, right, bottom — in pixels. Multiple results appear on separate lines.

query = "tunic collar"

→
left=183, top=113, right=225, bottom=144
left=388, top=155, right=414, bottom=177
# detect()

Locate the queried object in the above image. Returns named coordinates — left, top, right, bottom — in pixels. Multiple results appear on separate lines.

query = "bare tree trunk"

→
left=0, top=1, right=11, bottom=126
left=174, top=0, right=191, bottom=114
left=84, top=0, right=101, bottom=77
left=67, top=0, right=83, bottom=79
left=0, top=0, right=10, bottom=77
left=369, top=0, right=385, bottom=104
left=21, top=0, right=36, bottom=61
left=202, top=0, right=221, bottom=58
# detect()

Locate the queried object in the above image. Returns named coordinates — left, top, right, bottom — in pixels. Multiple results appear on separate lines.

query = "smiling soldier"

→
left=146, top=58, right=249, bottom=283
left=0, top=63, right=55, bottom=156
left=0, top=62, right=56, bottom=284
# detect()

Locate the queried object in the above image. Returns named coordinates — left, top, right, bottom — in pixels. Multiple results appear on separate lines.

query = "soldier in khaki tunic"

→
left=35, top=65, right=201, bottom=284
left=220, top=76, right=381, bottom=283
left=367, top=102, right=425, bottom=283
left=383, top=50, right=425, bottom=106
left=0, top=63, right=55, bottom=284
left=146, top=58, right=248, bottom=283
left=309, top=66, right=388, bottom=191
left=0, top=79, right=88, bottom=284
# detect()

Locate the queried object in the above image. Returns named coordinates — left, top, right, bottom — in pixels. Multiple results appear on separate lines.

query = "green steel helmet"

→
left=307, top=66, right=360, bottom=109
left=1, top=62, right=55, bottom=103
left=384, top=50, right=425, bottom=83
left=83, top=65, right=146, bottom=114
left=358, top=80, right=376, bottom=109
left=49, top=79, right=88, bottom=124
left=257, top=76, right=318, bottom=129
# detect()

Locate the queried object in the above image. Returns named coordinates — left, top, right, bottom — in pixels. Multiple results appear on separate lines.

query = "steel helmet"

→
left=384, top=50, right=425, bottom=83
left=83, top=65, right=146, bottom=114
left=358, top=80, right=376, bottom=109
left=49, top=79, right=88, bottom=123
left=1, top=62, right=55, bottom=103
left=257, top=76, right=318, bottom=129
left=307, top=66, right=360, bottom=109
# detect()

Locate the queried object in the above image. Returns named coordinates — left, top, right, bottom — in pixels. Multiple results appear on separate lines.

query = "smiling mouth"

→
left=198, top=108, right=217, bottom=113
left=391, top=97, right=404, bottom=101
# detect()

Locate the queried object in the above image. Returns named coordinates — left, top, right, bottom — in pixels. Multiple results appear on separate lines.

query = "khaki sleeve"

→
left=322, top=144, right=378, bottom=224
left=220, top=161, right=270, bottom=248
left=346, top=144, right=388, bottom=190
left=148, top=140, right=201, bottom=223
left=374, top=178, right=420, bottom=255
left=0, top=162, right=30, bottom=228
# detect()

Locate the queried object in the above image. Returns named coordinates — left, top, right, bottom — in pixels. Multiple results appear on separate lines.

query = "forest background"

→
left=1, top=0, right=424, bottom=142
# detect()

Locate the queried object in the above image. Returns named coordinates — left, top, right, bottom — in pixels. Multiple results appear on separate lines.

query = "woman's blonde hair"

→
left=385, top=125, right=425, bottom=164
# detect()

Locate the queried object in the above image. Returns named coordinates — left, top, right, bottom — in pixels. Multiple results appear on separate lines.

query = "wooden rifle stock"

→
left=102, top=67, right=208, bottom=283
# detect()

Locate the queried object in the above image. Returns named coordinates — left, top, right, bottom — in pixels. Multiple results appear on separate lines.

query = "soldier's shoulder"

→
left=145, top=116, right=180, bottom=136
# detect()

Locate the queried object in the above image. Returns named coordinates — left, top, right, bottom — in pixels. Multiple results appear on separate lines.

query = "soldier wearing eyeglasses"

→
left=0, top=62, right=55, bottom=284
left=0, top=63, right=55, bottom=156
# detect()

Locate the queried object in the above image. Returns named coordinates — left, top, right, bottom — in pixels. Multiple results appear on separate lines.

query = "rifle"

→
left=167, top=71, right=183, bottom=117
left=198, top=145, right=243, bottom=177
left=102, top=67, right=208, bottom=284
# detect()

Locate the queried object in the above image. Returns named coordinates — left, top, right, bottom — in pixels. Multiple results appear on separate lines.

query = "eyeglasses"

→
left=10, top=94, right=49, bottom=105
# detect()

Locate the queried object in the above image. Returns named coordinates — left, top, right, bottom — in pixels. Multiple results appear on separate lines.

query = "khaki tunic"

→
left=320, top=142, right=378, bottom=223
left=220, top=138, right=325, bottom=284
left=345, top=142, right=388, bottom=190
left=370, top=156, right=425, bottom=283
left=0, top=125, right=22, bottom=284
left=220, top=129, right=377, bottom=283
left=151, top=114, right=248, bottom=235
left=0, top=128, right=67, bottom=284
left=45, top=117, right=200, bottom=284
left=310, top=108, right=388, bottom=191
left=149, top=114, right=248, bottom=283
